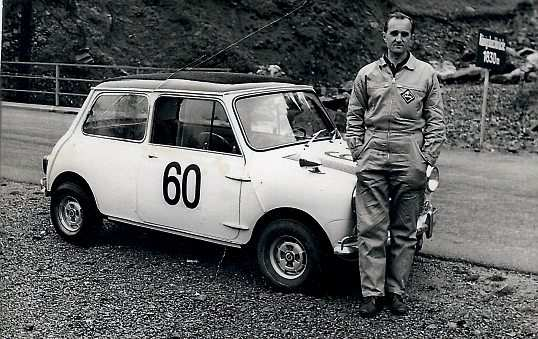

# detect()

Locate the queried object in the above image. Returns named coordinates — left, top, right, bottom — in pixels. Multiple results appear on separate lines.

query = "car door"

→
left=136, top=95, right=245, bottom=240
left=76, top=92, right=149, bottom=221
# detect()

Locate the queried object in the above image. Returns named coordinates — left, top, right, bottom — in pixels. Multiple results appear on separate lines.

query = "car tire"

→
left=256, top=218, right=326, bottom=290
left=51, top=182, right=101, bottom=244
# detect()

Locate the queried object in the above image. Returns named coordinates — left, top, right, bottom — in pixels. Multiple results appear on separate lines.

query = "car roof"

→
left=95, top=71, right=309, bottom=94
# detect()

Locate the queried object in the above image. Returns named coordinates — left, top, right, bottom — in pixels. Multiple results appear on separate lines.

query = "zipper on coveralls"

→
left=387, top=76, right=396, bottom=160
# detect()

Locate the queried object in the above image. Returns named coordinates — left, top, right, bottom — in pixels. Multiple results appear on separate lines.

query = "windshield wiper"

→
left=299, top=128, right=341, bottom=169
left=330, top=127, right=343, bottom=143
left=305, top=129, right=326, bottom=148
left=299, top=128, right=325, bottom=168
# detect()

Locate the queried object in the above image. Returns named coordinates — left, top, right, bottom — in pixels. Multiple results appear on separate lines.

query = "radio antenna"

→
left=166, top=0, right=310, bottom=79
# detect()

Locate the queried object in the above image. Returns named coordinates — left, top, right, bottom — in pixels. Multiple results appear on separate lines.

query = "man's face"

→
left=383, top=18, right=413, bottom=56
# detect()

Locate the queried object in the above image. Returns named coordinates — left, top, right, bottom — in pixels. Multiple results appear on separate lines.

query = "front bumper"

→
left=334, top=206, right=439, bottom=257
left=417, top=206, right=438, bottom=239
left=333, top=235, right=359, bottom=259
left=40, top=177, right=50, bottom=196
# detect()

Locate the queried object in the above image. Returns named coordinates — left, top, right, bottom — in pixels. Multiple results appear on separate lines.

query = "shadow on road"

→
left=90, top=221, right=363, bottom=298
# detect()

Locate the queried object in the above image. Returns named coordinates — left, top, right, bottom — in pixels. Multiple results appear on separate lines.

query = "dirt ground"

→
left=1, top=179, right=538, bottom=338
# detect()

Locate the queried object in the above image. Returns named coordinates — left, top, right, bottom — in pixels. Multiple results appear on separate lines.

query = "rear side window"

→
left=151, top=96, right=240, bottom=155
left=83, top=94, right=149, bottom=141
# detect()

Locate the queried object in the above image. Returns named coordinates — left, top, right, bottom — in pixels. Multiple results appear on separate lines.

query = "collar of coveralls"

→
left=380, top=51, right=415, bottom=75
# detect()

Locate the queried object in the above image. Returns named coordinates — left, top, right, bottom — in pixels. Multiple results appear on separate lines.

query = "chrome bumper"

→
left=333, top=235, right=359, bottom=257
left=417, top=206, right=439, bottom=239
left=40, top=177, right=50, bottom=196
left=334, top=207, right=439, bottom=257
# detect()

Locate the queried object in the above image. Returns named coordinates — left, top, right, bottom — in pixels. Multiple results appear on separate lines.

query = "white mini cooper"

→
left=41, top=71, right=437, bottom=289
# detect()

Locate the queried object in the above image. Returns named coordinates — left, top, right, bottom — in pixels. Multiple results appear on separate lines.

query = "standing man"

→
left=346, top=12, right=445, bottom=317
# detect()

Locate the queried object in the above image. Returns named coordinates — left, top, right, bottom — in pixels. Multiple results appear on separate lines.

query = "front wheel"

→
left=51, top=182, right=101, bottom=244
left=256, top=218, right=326, bottom=290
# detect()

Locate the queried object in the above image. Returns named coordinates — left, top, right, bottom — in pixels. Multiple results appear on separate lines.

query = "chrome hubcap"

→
left=58, top=196, right=83, bottom=233
left=269, top=236, right=307, bottom=279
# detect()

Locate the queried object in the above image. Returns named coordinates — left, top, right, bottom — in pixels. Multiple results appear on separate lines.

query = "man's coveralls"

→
left=346, top=53, right=445, bottom=297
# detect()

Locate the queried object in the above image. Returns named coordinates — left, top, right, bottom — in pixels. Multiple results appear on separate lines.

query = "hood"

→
left=283, top=139, right=356, bottom=174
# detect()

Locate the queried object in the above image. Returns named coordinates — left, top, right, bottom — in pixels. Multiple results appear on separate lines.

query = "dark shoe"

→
left=359, top=296, right=383, bottom=318
left=388, top=293, right=408, bottom=315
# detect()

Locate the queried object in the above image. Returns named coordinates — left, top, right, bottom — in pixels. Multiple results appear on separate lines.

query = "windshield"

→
left=235, top=91, right=335, bottom=150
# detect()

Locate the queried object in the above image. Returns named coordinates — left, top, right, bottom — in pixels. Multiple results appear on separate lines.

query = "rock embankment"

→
left=321, top=82, right=538, bottom=154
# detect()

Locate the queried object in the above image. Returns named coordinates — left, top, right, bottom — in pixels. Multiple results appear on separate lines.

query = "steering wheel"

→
left=198, top=132, right=234, bottom=153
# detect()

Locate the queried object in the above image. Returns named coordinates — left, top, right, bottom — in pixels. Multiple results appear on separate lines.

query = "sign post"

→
left=0, top=0, right=3, bottom=177
left=476, top=29, right=507, bottom=150
left=479, top=69, right=490, bottom=149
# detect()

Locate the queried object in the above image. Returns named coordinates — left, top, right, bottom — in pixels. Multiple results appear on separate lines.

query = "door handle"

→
left=148, top=155, right=158, bottom=159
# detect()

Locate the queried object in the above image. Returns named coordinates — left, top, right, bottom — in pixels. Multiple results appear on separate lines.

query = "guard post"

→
left=0, top=0, right=4, bottom=177
left=476, top=29, right=507, bottom=150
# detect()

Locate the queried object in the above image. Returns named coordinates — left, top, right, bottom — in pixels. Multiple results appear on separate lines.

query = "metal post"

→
left=55, top=64, right=60, bottom=106
left=0, top=0, right=4, bottom=178
left=479, top=69, right=490, bottom=149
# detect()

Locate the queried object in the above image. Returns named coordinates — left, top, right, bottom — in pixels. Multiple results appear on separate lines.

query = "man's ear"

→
left=382, top=31, right=387, bottom=44
left=409, top=33, right=416, bottom=46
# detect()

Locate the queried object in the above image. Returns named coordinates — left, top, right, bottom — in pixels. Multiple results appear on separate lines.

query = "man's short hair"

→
left=383, top=12, right=415, bottom=34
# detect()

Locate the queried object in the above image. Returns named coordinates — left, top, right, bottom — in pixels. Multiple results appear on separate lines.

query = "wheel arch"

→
left=51, top=172, right=99, bottom=210
left=249, top=207, right=332, bottom=252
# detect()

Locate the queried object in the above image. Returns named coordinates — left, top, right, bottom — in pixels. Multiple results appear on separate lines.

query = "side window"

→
left=151, top=96, right=240, bottom=155
left=82, top=94, right=148, bottom=141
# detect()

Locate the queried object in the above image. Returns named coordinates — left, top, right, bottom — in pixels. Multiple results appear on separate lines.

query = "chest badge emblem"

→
left=400, top=89, right=416, bottom=104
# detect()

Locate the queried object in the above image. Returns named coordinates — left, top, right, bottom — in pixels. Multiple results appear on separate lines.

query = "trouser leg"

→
left=356, top=169, right=390, bottom=297
left=385, top=186, right=422, bottom=295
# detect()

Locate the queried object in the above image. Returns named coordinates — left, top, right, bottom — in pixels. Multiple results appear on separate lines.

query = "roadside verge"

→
left=1, top=101, right=79, bottom=114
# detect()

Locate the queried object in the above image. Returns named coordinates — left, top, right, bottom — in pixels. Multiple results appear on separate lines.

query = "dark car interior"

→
left=151, top=96, right=240, bottom=155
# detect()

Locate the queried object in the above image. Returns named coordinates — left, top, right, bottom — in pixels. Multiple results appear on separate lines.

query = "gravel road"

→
left=1, top=179, right=537, bottom=339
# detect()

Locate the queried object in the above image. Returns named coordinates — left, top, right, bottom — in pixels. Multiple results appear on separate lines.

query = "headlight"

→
left=426, top=165, right=439, bottom=192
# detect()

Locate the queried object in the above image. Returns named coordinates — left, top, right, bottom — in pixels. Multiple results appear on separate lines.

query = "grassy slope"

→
left=10, top=0, right=531, bottom=86
left=442, top=83, right=538, bottom=152
left=392, top=0, right=530, bottom=16
left=4, top=0, right=537, bottom=150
